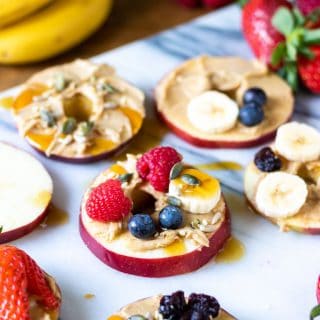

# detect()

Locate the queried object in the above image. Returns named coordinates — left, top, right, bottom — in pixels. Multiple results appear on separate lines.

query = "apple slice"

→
left=156, top=56, right=293, bottom=148
left=79, top=204, right=230, bottom=278
left=0, top=142, right=53, bottom=243
left=244, top=162, right=320, bottom=234
left=108, top=294, right=236, bottom=320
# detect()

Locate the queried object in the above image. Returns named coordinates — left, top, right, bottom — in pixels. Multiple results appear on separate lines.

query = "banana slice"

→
left=187, top=90, right=239, bottom=134
left=275, top=122, right=320, bottom=162
left=168, top=168, right=221, bottom=214
left=256, top=172, right=308, bottom=218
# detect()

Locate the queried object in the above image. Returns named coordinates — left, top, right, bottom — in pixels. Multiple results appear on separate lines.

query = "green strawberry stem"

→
left=271, top=6, right=320, bottom=90
left=311, top=305, right=320, bottom=320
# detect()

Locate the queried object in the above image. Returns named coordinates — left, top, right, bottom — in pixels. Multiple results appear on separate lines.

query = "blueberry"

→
left=254, top=147, right=282, bottom=172
left=159, top=205, right=183, bottom=230
left=243, top=87, right=267, bottom=107
left=159, top=291, right=187, bottom=319
left=128, top=214, right=156, bottom=239
left=187, top=293, right=220, bottom=319
left=239, top=103, right=264, bottom=127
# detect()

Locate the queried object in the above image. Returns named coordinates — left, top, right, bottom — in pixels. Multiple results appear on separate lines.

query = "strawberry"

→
left=243, top=1, right=320, bottom=92
left=298, top=46, right=320, bottom=93
left=177, top=0, right=233, bottom=8
left=0, top=246, right=61, bottom=320
left=242, top=0, right=291, bottom=65
left=297, top=0, right=320, bottom=16
left=317, top=275, right=320, bottom=304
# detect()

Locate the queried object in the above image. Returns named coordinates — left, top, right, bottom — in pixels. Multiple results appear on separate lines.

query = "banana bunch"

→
left=0, top=0, right=113, bottom=64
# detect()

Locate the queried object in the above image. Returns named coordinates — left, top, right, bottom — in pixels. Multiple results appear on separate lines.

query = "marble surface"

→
left=0, top=4, right=319, bottom=320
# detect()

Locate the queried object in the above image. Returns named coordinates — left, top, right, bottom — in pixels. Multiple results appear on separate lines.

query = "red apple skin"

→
left=317, top=276, right=320, bottom=304
left=0, top=206, right=49, bottom=244
left=28, top=136, right=136, bottom=164
left=157, top=109, right=293, bottom=149
left=246, top=197, right=320, bottom=235
left=79, top=206, right=231, bottom=278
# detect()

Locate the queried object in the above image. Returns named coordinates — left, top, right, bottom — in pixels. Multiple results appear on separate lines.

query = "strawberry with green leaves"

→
left=310, top=276, right=320, bottom=319
left=243, top=1, right=320, bottom=93
left=0, top=245, right=61, bottom=320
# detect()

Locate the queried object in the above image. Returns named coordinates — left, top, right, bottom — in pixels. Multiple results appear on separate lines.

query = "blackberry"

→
left=254, top=147, right=282, bottom=172
left=187, top=293, right=220, bottom=319
left=159, top=291, right=187, bottom=319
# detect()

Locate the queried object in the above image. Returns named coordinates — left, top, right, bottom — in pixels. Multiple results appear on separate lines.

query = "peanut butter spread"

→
left=13, top=59, right=145, bottom=159
left=110, top=295, right=235, bottom=320
left=245, top=150, right=320, bottom=232
left=156, top=56, right=293, bottom=142
left=81, top=154, right=227, bottom=256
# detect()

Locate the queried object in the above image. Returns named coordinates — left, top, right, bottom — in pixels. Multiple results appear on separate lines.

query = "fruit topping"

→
left=255, top=172, right=308, bottom=218
left=159, top=291, right=220, bottom=320
left=254, top=147, right=282, bottom=172
left=243, top=87, right=267, bottom=107
left=137, top=146, right=182, bottom=192
left=86, top=179, right=132, bottom=222
left=159, top=291, right=187, bottom=319
left=169, top=168, right=221, bottom=214
left=239, top=102, right=264, bottom=127
left=187, top=91, right=239, bottom=134
left=187, top=293, right=220, bottom=319
left=159, top=205, right=183, bottom=230
left=0, top=245, right=61, bottom=319
left=128, top=214, right=156, bottom=239
left=275, top=122, right=320, bottom=162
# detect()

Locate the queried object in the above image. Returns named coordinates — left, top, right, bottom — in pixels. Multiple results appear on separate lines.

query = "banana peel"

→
left=0, top=0, right=113, bottom=64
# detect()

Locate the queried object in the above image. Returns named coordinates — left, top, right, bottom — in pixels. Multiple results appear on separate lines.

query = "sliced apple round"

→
left=108, top=294, right=235, bottom=320
left=244, top=162, right=320, bottom=234
left=80, top=203, right=230, bottom=278
left=156, top=56, right=293, bottom=148
left=0, top=142, right=53, bottom=243
left=12, top=59, right=145, bottom=163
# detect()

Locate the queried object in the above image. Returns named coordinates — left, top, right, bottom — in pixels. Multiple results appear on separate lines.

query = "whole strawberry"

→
left=177, top=0, right=233, bottom=8
left=0, top=245, right=61, bottom=320
left=297, top=0, right=320, bottom=15
left=242, top=0, right=291, bottom=65
left=311, top=276, right=320, bottom=319
left=243, top=1, right=320, bottom=92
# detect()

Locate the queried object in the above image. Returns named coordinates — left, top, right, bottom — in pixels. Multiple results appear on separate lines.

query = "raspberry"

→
left=137, top=146, right=182, bottom=192
left=86, top=179, right=132, bottom=222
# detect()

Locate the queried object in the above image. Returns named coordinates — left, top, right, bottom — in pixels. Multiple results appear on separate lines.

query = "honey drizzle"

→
left=196, top=161, right=242, bottom=171
left=84, top=293, right=95, bottom=300
left=0, top=96, right=14, bottom=110
left=44, top=204, right=69, bottom=227
left=164, top=239, right=186, bottom=256
left=216, top=237, right=245, bottom=263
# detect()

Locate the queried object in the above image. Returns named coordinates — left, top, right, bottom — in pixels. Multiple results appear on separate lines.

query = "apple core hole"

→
left=63, top=93, right=93, bottom=122
left=131, top=188, right=156, bottom=215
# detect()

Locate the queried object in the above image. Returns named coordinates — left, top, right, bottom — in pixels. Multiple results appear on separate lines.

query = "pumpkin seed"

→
left=169, top=162, right=183, bottom=180
left=181, top=174, right=200, bottom=186
left=118, top=173, right=133, bottom=184
left=54, top=73, right=68, bottom=92
left=62, top=117, right=77, bottom=134
left=128, top=316, right=147, bottom=320
left=167, top=196, right=182, bottom=207
left=40, top=110, right=56, bottom=127
left=79, top=121, right=94, bottom=136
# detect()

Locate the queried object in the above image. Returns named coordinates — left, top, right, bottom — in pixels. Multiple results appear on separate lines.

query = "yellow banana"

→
left=0, top=0, right=113, bottom=64
left=0, top=0, right=53, bottom=28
